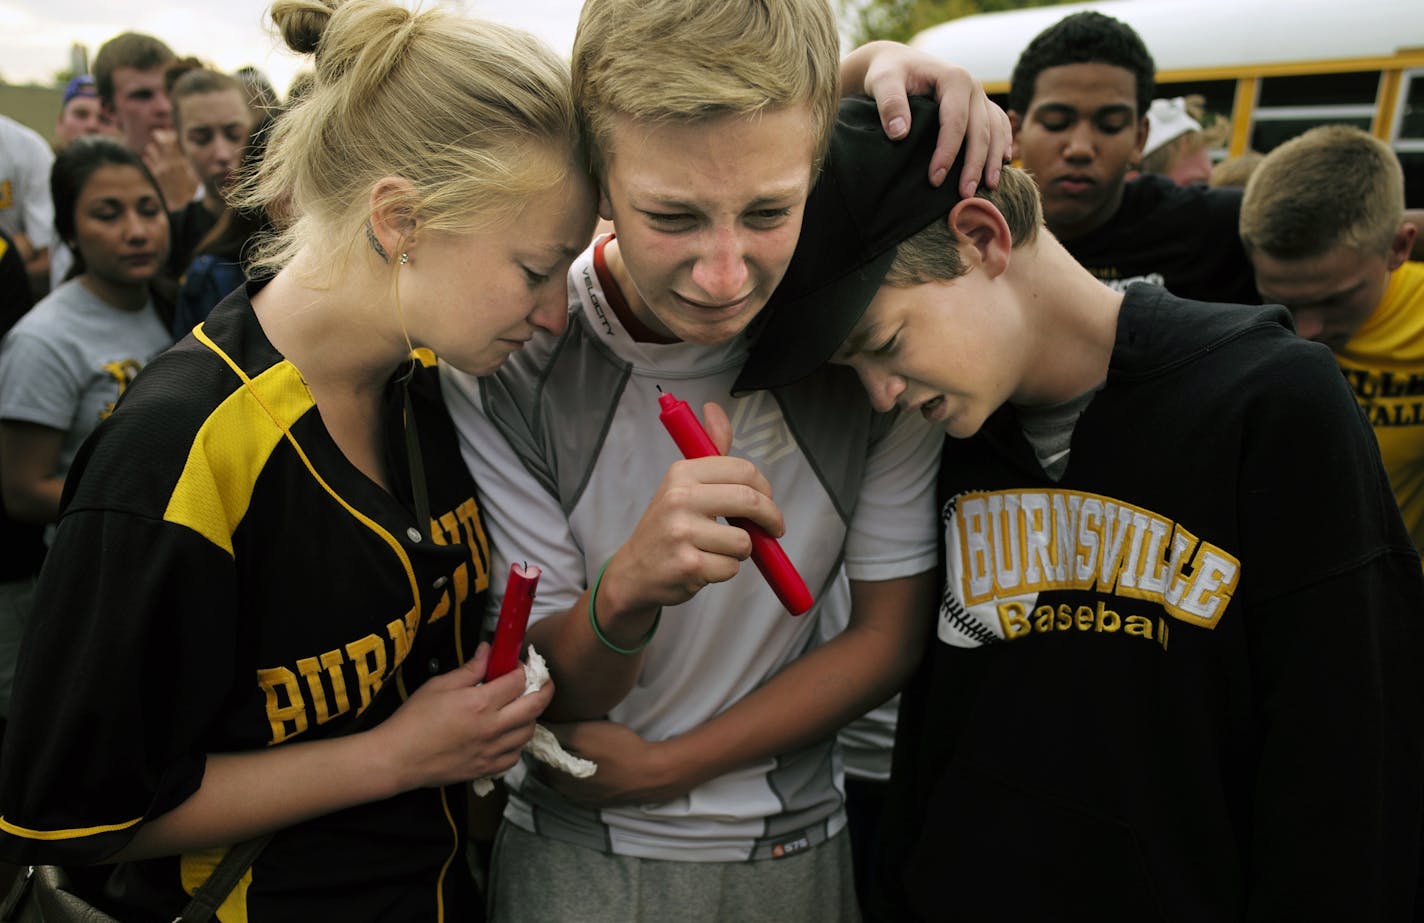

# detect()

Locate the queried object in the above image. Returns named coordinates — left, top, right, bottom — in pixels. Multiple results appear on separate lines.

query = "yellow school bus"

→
left=911, top=0, right=1424, bottom=204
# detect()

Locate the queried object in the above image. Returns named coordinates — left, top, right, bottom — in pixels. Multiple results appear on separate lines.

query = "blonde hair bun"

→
left=271, top=0, right=341, bottom=55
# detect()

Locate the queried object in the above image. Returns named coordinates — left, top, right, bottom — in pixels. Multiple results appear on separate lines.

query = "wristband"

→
left=587, top=558, right=661, bottom=655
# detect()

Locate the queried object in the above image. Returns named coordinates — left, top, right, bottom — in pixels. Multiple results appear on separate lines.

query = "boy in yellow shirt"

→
left=1241, top=125, right=1424, bottom=554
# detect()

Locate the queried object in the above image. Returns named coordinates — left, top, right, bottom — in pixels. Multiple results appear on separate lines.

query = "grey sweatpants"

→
left=488, top=821, right=860, bottom=922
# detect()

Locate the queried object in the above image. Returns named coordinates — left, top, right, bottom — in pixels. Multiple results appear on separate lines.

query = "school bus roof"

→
left=911, top=0, right=1424, bottom=92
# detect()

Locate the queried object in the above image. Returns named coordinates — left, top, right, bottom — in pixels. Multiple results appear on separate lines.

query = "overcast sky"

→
left=4, top=0, right=587, bottom=95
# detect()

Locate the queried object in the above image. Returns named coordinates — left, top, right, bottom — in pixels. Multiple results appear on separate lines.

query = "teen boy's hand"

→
left=528, top=402, right=786, bottom=723
left=143, top=128, right=199, bottom=208
left=841, top=40, right=1012, bottom=196
left=594, top=401, right=784, bottom=618
left=539, top=720, right=704, bottom=807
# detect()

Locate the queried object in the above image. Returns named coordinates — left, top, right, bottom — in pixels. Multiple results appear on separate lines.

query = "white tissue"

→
left=471, top=645, right=597, bottom=796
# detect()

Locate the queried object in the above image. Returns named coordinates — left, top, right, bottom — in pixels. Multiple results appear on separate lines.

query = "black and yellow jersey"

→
left=0, top=282, right=494, bottom=921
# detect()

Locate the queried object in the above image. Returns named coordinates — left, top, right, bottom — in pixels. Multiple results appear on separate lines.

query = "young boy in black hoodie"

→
left=737, top=96, right=1424, bottom=921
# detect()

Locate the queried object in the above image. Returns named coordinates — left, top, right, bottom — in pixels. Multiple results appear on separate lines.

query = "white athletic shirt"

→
left=0, top=116, right=55, bottom=251
left=443, top=237, right=940, bottom=861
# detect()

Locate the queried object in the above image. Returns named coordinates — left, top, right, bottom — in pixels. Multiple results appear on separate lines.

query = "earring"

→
left=365, top=220, right=389, bottom=263
left=399, top=252, right=409, bottom=266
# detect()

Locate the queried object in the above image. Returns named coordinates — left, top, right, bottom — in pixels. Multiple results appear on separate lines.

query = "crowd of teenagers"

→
left=0, top=0, right=1421, bottom=920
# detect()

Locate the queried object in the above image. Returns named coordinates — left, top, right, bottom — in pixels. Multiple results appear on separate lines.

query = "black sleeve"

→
left=0, top=230, right=34, bottom=328
left=1236, top=342, right=1424, bottom=919
left=0, top=506, right=239, bottom=864
left=1204, top=187, right=1260, bottom=305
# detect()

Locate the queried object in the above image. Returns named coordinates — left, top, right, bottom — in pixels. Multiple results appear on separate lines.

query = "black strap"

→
left=171, top=833, right=273, bottom=923
left=402, top=378, right=431, bottom=541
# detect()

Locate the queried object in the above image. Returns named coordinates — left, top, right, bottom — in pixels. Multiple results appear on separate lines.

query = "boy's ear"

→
left=1132, top=114, right=1150, bottom=162
left=1387, top=220, right=1417, bottom=271
left=947, top=197, right=1012, bottom=279
left=368, top=176, right=418, bottom=255
left=598, top=184, right=614, bottom=222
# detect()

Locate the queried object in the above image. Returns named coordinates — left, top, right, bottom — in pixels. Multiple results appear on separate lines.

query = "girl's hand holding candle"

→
left=487, top=562, right=541, bottom=679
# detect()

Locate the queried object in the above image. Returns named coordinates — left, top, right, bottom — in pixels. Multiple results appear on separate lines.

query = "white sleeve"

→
left=843, top=409, right=942, bottom=581
left=441, top=364, right=589, bottom=630
left=16, top=127, right=54, bottom=249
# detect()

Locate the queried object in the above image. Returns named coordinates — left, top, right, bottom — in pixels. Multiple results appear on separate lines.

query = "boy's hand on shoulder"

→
left=843, top=40, right=1011, bottom=195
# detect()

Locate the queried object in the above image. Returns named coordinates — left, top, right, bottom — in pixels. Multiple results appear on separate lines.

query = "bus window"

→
left=1250, top=71, right=1380, bottom=153
left=1252, top=115, right=1375, bottom=152
left=1394, top=70, right=1424, bottom=207
left=1400, top=71, right=1424, bottom=137
left=1257, top=71, right=1381, bottom=107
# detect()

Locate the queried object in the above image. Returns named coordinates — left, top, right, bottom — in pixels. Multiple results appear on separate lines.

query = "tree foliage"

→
left=838, top=0, right=1077, bottom=46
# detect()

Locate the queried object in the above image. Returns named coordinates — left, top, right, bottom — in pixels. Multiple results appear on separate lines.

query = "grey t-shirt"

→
left=0, top=279, right=171, bottom=488
left=1018, top=385, right=1101, bottom=481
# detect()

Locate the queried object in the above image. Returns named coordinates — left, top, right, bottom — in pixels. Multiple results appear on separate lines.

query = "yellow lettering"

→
left=345, top=634, right=387, bottom=714
left=257, top=666, right=308, bottom=744
left=947, top=489, right=1240, bottom=633
left=1124, top=615, right=1153, bottom=638
left=1097, top=503, right=1135, bottom=590
left=1075, top=605, right=1094, bottom=630
left=435, top=510, right=459, bottom=546
left=1075, top=497, right=1103, bottom=583
left=319, top=649, right=351, bottom=715
left=1134, top=516, right=1172, bottom=594
left=428, top=588, right=451, bottom=624
left=990, top=494, right=1024, bottom=595
left=1117, top=511, right=1150, bottom=590
left=1051, top=493, right=1082, bottom=585
left=386, top=606, right=419, bottom=666
left=960, top=496, right=995, bottom=602
left=998, top=600, right=1031, bottom=638
left=1164, top=525, right=1201, bottom=609
left=295, top=656, right=333, bottom=725
left=455, top=497, right=492, bottom=593
left=1021, top=492, right=1053, bottom=588
left=1095, top=602, right=1121, bottom=632
left=1171, top=546, right=1241, bottom=628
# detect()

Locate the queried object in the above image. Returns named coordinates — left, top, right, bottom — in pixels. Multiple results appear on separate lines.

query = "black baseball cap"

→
left=734, top=94, right=965, bottom=394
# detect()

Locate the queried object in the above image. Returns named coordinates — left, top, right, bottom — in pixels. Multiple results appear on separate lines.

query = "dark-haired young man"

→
left=1007, top=11, right=1258, bottom=304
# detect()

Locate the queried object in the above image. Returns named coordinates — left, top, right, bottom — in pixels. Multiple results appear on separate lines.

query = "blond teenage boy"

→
left=1241, top=124, right=1424, bottom=554
left=441, top=0, right=1010, bottom=918
left=740, top=95, right=1424, bottom=921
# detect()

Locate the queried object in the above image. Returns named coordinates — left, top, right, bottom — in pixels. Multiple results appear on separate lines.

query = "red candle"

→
left=656, top=390, right=814, bottom=615
left=487, top=562, right=541, bottom=679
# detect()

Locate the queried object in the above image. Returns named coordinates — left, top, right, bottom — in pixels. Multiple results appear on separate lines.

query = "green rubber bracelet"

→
left=588, top=558, right=661, bottom=655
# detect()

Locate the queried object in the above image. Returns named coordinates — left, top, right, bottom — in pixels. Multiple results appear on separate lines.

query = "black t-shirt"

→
left=0, top=229, right=46, bottom=580
left=1065, top=175, right=1259, bottom=306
